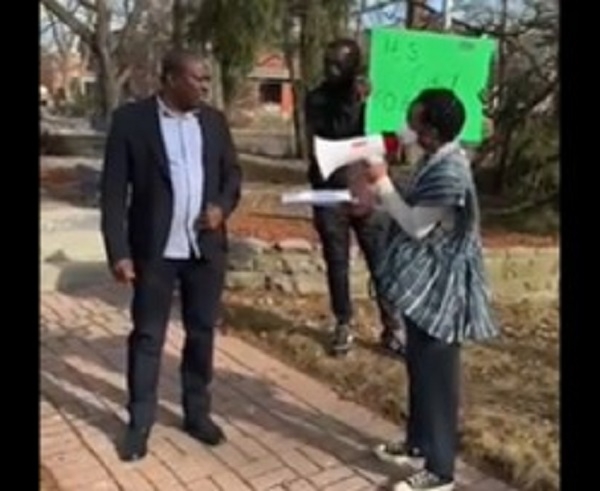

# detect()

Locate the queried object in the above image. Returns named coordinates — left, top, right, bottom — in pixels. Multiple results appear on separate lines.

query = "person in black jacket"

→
left=100, top=49, right=242, bottom=461
left=304, top=38, right=405, bottom=357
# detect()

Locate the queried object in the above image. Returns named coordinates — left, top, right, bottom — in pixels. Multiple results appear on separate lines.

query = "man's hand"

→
left=198, top=204, right=224, bottom=231
left=111, top=258, right=135, bottom=284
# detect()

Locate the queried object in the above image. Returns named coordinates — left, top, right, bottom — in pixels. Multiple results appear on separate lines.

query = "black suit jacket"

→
left=100, top=96, right=242, bottom=265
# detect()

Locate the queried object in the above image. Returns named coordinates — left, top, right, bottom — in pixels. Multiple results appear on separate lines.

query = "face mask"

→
left=324, top=60, right=355, bottom=84
left=398, top=127, right=418, bottom=145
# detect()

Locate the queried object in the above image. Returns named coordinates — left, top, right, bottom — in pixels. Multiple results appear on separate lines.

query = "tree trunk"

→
left=282, top=7, right=305, bottom=159
left=91, top=0, right=119, bottom=126
left=172, top=0, right=186, bottom=49
left=299, top=0, right=324, bottom=89
left=291, top=82, right=306, bottom=159
left=293, top=0, right=321, bottom=160
left=285, top=53, right=306, bottom=160
left=60, top=58, right=72, bottom=103
left=406, top=0, right=429, bottom=29
left=95, top=48, right=121, bottom=126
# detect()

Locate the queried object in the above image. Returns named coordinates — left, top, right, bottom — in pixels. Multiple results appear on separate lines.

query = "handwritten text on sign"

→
left=365, top=29, right=496, bottom=143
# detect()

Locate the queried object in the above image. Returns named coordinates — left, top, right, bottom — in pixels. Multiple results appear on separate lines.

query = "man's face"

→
left=169, top=59, right=211, bottom=110
left=323, top=45, right=358, bottom=84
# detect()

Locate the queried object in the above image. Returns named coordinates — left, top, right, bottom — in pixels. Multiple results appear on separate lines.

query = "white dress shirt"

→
left=157, top=97, right=205, bottom=259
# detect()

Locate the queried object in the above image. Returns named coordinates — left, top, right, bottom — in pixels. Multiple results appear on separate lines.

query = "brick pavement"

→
left=40, top=285, right=515, bottom=491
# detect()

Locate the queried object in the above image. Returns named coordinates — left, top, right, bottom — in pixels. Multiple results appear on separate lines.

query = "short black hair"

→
left=413, top=88, right=466, bottom=142
left=325, top=38, right=362, bottom=69
left=160, top=48, right=203, bottom=83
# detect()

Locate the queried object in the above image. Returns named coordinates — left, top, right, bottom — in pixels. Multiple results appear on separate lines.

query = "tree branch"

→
left=78, top=0, right=97, bottom=12
left=41, top=0, right=94, bottom=46
left=123, top=0, right=132, bottom=16
left=506, top=36, right=555, bottom=84
left=114, top=0, right=149, bottom=60
left=499, top=76, right=558, bottom=125
left=117, top=65, right=132, bottom=86
left=50, top=14, right=74, bottom=57
left=40, top=25, right=53, bottom=37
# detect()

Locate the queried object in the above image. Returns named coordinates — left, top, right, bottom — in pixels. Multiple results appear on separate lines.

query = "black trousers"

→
left=312, top=205, right=400, bottom=332
left=404, top=316, right=461, bottom=480
left=127, top=256, right=225, bottom=429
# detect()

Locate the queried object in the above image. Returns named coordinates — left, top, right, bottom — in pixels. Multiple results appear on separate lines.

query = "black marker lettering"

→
left=385, top=37, right=400, bottom=55
left=406, top=42, right=418, bottom=62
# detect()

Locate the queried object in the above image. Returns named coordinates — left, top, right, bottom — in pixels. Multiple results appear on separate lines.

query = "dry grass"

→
left=223, top=291, right=559, bottom=491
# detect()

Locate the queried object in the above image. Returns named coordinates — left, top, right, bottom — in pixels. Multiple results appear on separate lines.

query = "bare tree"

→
left=40, top=0, right=150, bottom=124
left=186, top=0, right=279, bottom=113
left=122, top=1, right=173, bottom=98
left=41, top=2, right=86, bottom=102
left=454, top=0, right=558, bottom=207
left=282, top=1, right=304, bottom=157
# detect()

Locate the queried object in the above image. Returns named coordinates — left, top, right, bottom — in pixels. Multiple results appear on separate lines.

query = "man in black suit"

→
left=100, top=49, right=242, bottom=461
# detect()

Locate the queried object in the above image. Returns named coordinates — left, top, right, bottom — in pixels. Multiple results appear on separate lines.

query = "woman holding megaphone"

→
left=358, top=88, right=499, bottom=491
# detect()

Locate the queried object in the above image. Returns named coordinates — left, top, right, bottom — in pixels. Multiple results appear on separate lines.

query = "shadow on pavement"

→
left=41, top=285, right=410, bottom=489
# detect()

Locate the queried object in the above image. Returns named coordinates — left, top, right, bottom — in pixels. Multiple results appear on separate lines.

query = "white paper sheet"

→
left=281, top=189, right=354, bottom=206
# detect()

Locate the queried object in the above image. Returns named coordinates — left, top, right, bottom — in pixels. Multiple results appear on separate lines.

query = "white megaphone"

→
left=314, top=133, right=402, bottom=180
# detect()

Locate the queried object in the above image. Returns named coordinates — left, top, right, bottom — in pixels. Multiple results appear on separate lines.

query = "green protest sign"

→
left=365, top=28, right=496, bottom=143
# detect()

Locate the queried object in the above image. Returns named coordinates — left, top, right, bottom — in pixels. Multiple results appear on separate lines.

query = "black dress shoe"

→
left=183, top=417, right=226, bottom=446
left=119, top=426, right=150, bottom=462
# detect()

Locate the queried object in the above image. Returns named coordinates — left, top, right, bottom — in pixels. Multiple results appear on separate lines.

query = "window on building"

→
left=83, top=81, right=97, bottom=98
left=258, top=81, right=282, bottom=104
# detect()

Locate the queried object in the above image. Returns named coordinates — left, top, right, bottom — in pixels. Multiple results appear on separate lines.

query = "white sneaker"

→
left=393, top=469, right=455, bottom=491
left=373, top=440, right=424, bottom=467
